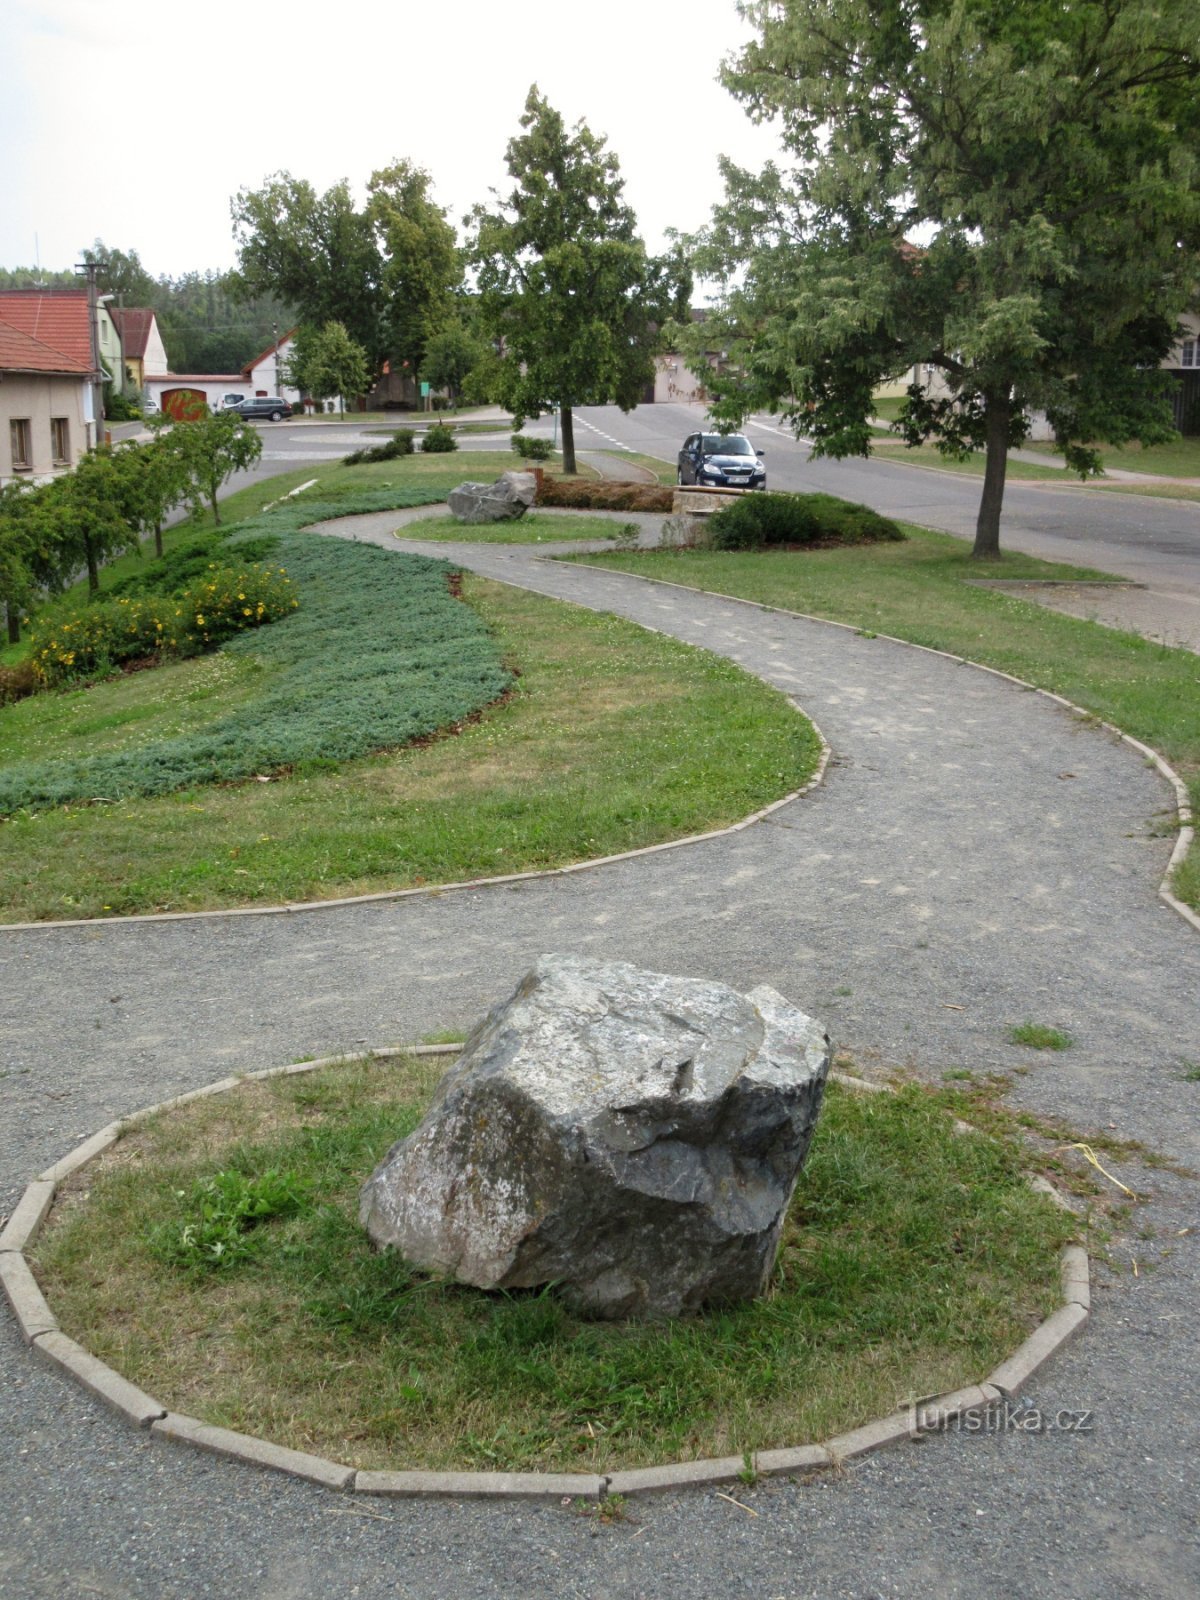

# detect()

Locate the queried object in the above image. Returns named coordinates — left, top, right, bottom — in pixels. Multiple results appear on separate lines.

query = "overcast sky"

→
left=2, top=0, right=785, bottom=281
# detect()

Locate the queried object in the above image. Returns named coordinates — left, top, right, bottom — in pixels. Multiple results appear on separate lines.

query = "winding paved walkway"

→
left=2, top=513, right=1197, bottom=1598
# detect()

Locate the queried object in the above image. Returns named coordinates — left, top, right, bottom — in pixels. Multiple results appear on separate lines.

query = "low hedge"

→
left=707, top=491, right=905, bottom=549
left=343, top=429, right=416, bottom=466
left=539, top=477, right=673, bottom=512
left=29, top=563, right=299, bottom=689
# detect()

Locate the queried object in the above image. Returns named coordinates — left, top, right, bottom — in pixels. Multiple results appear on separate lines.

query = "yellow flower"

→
left=196, top=615, right=205, bottom=626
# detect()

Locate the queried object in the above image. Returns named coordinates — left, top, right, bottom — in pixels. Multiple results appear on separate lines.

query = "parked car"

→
left=225, top=396, right=289, bottom=422
left=677, top=432, right=766, bottom=490
left=141, top=395, right=159, bottom=416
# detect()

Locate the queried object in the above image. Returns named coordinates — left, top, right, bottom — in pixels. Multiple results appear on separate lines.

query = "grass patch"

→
left=1008, top=1023, right=1074, bottom=1052
left=396, top=511, right=625, bottom=545
left=30, top=1061, right=1077, bottom=1474
left=864, top=438, right=1070, bottom=481
left=0, top=560, right=817, bottom=920
left=1024, top=436, right=1200, bottom=478
left=580, top=528, right=1200, bottom=914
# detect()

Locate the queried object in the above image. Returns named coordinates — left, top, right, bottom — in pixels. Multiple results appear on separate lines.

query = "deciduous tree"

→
left=172, top=413, right=263, bottom=527
left=284, top=321, right=370, bottom=415
left=470, top=87, right=690, bottom=474
left=368, top=161, right=462, bottom=385
left=231, top=174, right=384, bottom=367
left=690, top=0, right=1200, bottom=556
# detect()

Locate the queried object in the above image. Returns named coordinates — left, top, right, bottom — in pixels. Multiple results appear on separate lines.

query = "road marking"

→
left=574, top=415, right=632, bottom=451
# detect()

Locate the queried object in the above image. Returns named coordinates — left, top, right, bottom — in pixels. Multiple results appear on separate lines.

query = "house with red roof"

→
left=0, top=294, right=102, bottom=484
left=110, top=306, right=169, bottom=391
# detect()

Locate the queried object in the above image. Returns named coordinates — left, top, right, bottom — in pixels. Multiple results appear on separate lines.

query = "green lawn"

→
left=1025, top=435, right=1200, bottom=478
left=579, top=531, right=1200, bottom=913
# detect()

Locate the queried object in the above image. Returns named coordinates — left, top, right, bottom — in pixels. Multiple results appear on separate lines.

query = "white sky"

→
left=2, top=0, right=786, bottom=281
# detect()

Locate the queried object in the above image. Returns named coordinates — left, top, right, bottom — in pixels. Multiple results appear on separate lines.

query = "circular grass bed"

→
left=30, top=1056, right=1077, bottom=1475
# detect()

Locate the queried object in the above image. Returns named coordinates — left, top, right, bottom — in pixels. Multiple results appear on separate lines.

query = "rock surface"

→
left=448, top=472, right=537, bottom=524
left=360, top=955, right=831, bottom=1319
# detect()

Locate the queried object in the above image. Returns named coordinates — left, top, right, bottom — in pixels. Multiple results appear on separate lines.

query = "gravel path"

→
left=2, top=511, right=1198, bottom=1599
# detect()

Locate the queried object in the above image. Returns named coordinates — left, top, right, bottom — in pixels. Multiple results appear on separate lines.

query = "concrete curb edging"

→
left=560, top=559, right=1199, bottom=936
left=1, top=1057, right=1090, bottom=1502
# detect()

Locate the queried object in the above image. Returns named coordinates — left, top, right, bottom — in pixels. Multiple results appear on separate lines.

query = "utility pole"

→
left=74, top=259, right=105, bottom=451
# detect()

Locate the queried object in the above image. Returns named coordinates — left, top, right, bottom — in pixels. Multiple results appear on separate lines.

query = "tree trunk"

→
left=6, top=601, right=20, bottom=645
left=154, top=521, right=164, bottom=559
left=209, top=484, right=221, bottom=526
left=85, top=533, right=100, bottom=593
left=560, top=404, right=577, bottom=476
left=972, top=394, right=1010, bottom=559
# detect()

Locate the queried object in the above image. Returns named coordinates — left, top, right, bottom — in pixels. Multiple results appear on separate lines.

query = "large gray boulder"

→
left=359, top=955, right=830, bottom=1319
left=448, top=471, right=537, bottom=524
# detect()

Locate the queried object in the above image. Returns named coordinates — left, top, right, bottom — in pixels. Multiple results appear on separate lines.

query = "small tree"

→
left=111, top=433, right=193, bottom=558
left=173, top=412, right=263, bottom=526
left=284, top=321, right=370, bottom=415
left=470, top=86, right=690, bottom=474
left=29, top=449, right=140, bottom=594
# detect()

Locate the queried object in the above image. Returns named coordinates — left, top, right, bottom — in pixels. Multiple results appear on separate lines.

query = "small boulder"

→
left=359, top=955, right=830, bottom=1319
left=448, top=471, right=537, bottom=524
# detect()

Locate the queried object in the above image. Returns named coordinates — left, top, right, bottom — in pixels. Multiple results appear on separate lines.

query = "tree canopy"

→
left=231, top=162, right=462, bottom=386
left=688, top=0, right=1200, bottom=555
left=470, top=86, right=690, bottom=474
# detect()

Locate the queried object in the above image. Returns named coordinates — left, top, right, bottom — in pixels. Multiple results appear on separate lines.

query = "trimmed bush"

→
left=342, top=429, right=416, bottom=466
left=511, top=433, right=553, bottom=462
left=539, top=477, right=673, bottom=512
left=29, top=562, right=298, bottom=688
left=708, top=491, right=905, bottom=550
left=421, top=423, right=458, bottom=454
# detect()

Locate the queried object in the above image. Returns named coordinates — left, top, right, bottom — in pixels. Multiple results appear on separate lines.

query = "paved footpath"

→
left=2, top=512, right=1198, bottom=1598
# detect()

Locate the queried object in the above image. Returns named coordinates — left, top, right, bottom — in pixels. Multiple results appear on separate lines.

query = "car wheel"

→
left=676, top=466, right=686, bottom=485
left=270, top=410, right=284, bottom=422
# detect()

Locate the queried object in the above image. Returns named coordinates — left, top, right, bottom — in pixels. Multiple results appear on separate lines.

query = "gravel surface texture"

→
left=1, top=510, right=1197, bottom=1598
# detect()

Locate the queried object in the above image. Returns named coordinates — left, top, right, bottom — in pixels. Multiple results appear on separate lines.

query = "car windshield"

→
left=701, top=435, right=753, bottom=456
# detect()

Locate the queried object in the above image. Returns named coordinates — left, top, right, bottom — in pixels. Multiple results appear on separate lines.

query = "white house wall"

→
left=0, top=372, right=89, bottom=485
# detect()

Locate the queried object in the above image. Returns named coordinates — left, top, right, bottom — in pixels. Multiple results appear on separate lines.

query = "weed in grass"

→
left=1179, top=1062, right=1200, bottom=1082
left=420, top=1031, right=468, bottom=1046
left=31, top=1064, right=1078, bottom=1476
left=1009, top=1022, right=1074, bottom=1051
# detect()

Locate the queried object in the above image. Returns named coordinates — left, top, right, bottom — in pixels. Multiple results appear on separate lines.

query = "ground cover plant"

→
left=30, top=1058, right=1077, bottom=1474
left=580, top=529, right=1200, bottom=914
left=0, top=457, right=817, bottom=919
left=0, top=534, right=510, bottom=816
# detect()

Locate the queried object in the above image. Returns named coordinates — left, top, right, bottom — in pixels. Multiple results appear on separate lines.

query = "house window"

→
left=1182, top=339, right=1196, bottom=369
left=51, top=417, right=70, bottom=465
left=10, top=418, right=32, bottom=471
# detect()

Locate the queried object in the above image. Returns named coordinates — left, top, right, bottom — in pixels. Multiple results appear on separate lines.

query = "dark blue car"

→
left=677, top=431, right=766, bottom=489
